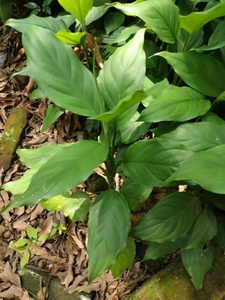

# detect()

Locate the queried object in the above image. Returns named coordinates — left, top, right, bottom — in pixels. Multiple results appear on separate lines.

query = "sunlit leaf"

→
left=132, top=192, right=202, bottom=243
left=179, top=2, right=225, bottom=36
left=55, top=30, right=86, bottom=45
left=27, top=226, right=38, bottom=240
left=112, top=0, right=179, bottom=43
left=0, top=140, right=108, bottom=214
left=88, top=190, right=130, bottom=281
left=58, top=0, right=93, bottom=25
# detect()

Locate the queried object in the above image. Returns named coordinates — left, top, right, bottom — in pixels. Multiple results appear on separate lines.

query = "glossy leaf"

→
left=116, top=111, right=150, bottom=145
left=41, top=191, right=90, bottom=221
left=58, top=0, right=93, bottom=25
left=144, top=239, right=183, bottom=260
left=122, top=139, right=192, bottom=186
left=112, top=0, right=179, bottom=43
left=98, top=29, right=146, bottom=109
left=185, top=206, right=217, bottom=249
left=6, top=15, right=67, bottom=33
left=94, top=91, right=147, bottom=123
left=161, top=122, right=225, bottom=152
left=110, top=237, right=135, bottom=277
left=2, top=144, right=72, bottom=194
left=88, top=190, right=130, bottom=281
left=179, top=2, right=225, bottom=36
left=139, top=85, right=210, bottom=122
left=0, top=140, right=108, bottom=214
left=27, top=226, right=38, bottom=240
left=19, top=26, right=102, bottom=117
left=156, top=51, right=225, bottom=97
left=132, top=192, right=202, bottom=243
left=181, top=245, right=214, bottom=290
left=166, top=145, right=225, bottom=194
left=121, top=177, right=152, bottom=211
left=55, top=30, right=86, bottom=45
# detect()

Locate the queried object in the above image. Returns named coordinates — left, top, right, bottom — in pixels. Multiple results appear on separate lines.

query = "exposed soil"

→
left=0, top=24, right=163, bottom=300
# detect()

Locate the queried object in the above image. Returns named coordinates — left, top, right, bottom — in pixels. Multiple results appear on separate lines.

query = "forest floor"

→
left=0, top=24, right=167, bottom=300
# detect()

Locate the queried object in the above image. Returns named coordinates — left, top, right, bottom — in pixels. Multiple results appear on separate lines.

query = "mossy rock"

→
left=126, top=247, right=225, bottom=300
left=0, top=107, right=27, bottom=171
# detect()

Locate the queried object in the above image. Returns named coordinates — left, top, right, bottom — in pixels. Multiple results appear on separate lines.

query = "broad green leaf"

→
left=2, top=144, right=71, bottom=194
left=166, top=145, right=225, bottom=194
left=121, top=177, right=152, bottom=211
left=110, top=237, right=136, bottom=277
left=112, top=0, right=179, bottom=43
left=144, top=239, right=183, bottom=260
left=59, top=0, right=93, bottom=25
left=104, top=12, right=125, bottom=35
left=94, top=91, right=147, bottom=123
left=20, top=252, right=30, bottom=268
left=139, top=85, right=210, bottom=122
left=55, top=30, right=86, bottom=45
left=156, top=51, right=225, bottom=97
left=0, top=0, right=12, bottom=22
left=179, top=2, right=225, bottom=36
left=42, top=104, right=64, bottom=132
left=30, top=87, right=46, bottom=100
left=64, top=191, right=90, bottom=222
left=132, top=192, right=202, bottom=243
left=6, top=15, right=67, bottom=33
left=161, top=122, right=225, bottom=152
left=98, top=29, right=146, bottom=110
left=41, top=191, right=90, bottom=221
left=19, top=26, right=102, bottom=117
left=14, top=239, right=29, bottom=248
left=0, top=140, right=108, bottom=214
left=116, top=111, right=150, bottom=145
left=185, top=206, right=217, bottom=249
left=201, top=112, right=225, bottom=126
left=216, top=216, right=225, bottom=250
left=122, top=139, right=192, bottom=186
left=181, top=245, right=214, bottom=290
left=27, top=226, right=38, bottom=240
left=88, top=190, right=130, bottom=281
left=142, top=79, right=169, bottom=107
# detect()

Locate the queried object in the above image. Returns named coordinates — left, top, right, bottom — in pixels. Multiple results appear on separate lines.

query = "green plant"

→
left=2, top=0, right=225, bottom=290
left=24, top=0, right=54, bottom=16
left=14, top=223, right=65, bottom=268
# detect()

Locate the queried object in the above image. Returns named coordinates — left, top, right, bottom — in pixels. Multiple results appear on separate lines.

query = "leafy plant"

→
left=2, top=0, right=225, bottom=290
left=14, top=223, right=65, bottom=268
left=0, top=0, right=12, bottom=22
left=24, top=0, right=55, bottom=16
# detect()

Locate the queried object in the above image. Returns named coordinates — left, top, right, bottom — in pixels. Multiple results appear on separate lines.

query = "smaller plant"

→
left=24, top=0, right=54, bottom=16
left=14, top=223, right=66, bottom=268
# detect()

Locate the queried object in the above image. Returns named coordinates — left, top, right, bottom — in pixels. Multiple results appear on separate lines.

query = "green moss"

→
left=0, top=107, right=27, bottom=170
